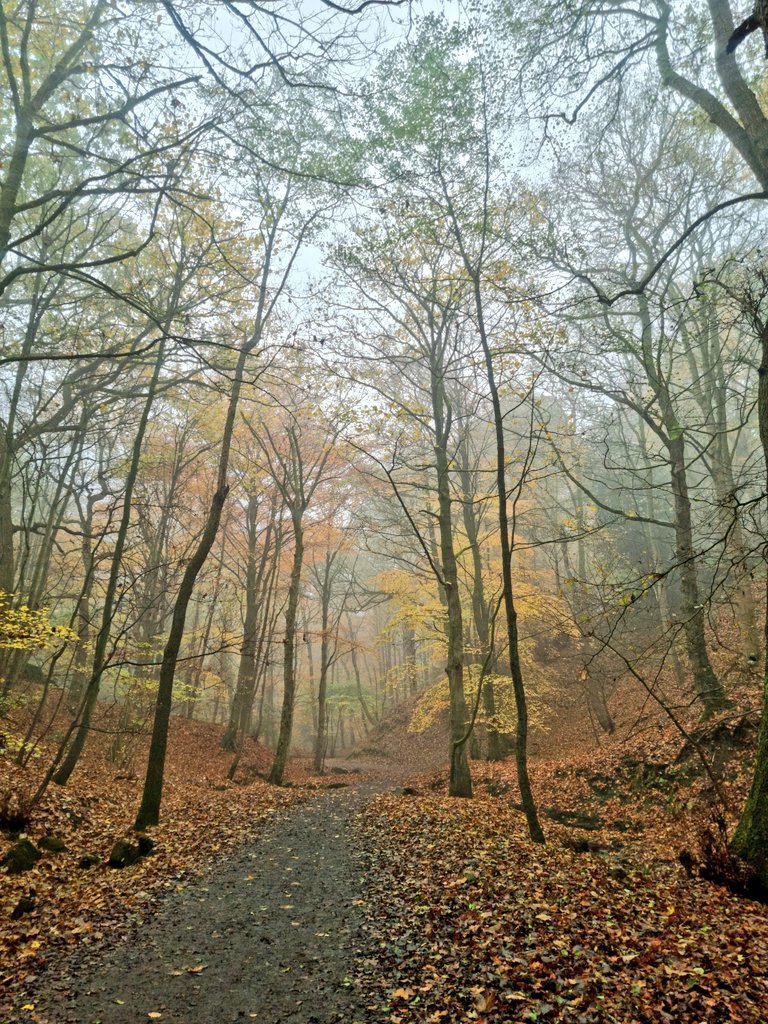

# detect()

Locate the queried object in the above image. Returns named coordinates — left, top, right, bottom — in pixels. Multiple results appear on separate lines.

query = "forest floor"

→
left=352, top=685, right=768, bottom=1023
left=0, top=713, right=388, bottom=1024
left=2, top=693, right=768, bottom=1023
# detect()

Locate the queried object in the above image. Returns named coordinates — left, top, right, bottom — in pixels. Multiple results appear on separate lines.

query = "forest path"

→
left=23, top=765, right=394, bottom=1024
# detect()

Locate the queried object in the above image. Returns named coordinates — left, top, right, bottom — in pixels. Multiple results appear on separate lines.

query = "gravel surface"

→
left=15, top=775, right=388, bottom=1024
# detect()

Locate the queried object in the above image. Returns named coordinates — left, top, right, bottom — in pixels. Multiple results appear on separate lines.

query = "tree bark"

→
left=430, top=359, right=472, bottom=798
left=0, top=430, right=15, bottom=596
left=268, top=514, right=304, bottom=786
left=730, top=308, right=768, bottom=886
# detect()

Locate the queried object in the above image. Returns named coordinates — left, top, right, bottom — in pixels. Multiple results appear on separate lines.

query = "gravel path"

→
left=20, top=774, right=387, bottom=1024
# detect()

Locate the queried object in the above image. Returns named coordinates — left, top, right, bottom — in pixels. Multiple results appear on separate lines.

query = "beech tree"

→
left=134, top=177, right=304, bottom=824
left=356, top=21, right=545, bottom=828
left=332, top=208, right=477, bottom=798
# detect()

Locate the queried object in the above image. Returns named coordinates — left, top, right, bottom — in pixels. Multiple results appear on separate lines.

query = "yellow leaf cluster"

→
left=0, top=592, right=77, bottom=651
left=408, top=663, right=551, bottom=735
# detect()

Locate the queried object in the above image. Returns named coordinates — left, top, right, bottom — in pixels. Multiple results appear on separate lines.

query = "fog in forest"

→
left=2, top=3, right=768, bottom=1021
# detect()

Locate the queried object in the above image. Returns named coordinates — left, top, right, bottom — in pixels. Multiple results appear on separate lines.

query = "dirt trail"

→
left=17, top=767, right=393, bottom=1024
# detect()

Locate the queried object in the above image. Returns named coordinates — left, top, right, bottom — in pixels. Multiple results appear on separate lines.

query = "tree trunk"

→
left=133, top=190, right=283, bottom=827
left=305, top=608, right=318, bottom=735
left=268, top=515, right=304, bottom=786
left=441, top=173, right=542, bottom=836
left=709, top=438, right=760, bottom=668
left=666, top=432, right=728, bottom=717
left=475, top=295, right=543, bottom=841
left=403, top=622, right=418, bottom=697
left=433, top=395, right=472, bottom=798
left=68, top=508, right=97, bottom=711
left=558, top=494, right=617, bottom=736
left=685, top=304, right=760, bottom=666
left=730, top=312, right=768, bottom=886
left=347, top=613, right=377, bottom=729
left=635, top=296, right=726, bottom=716
left=222, top=496, right=269, bottom=751
left=313, top=557, right=332, bottom=773
left=134, top=327, right=264, bottom=827
left=458, top=431, right=503, bottom=759
left=186, top=538, right=225, bottom=721
left=134, top=484, right=229, bottom=828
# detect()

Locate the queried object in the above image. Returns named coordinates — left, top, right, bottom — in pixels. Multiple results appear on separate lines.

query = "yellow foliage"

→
left=408, top=661, right=551, bottom=735
left=373, top=568, right=446, bottom=652
left=408, top=678, right=451, bottom=733
left=0, top=592, right=77, bottom=651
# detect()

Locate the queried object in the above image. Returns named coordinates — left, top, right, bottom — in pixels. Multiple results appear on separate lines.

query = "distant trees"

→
left=220, top=487, right=281, bottom=759
left=256, top=387, right=346, bottom=786
left=306, top=520, right=359, bottom=773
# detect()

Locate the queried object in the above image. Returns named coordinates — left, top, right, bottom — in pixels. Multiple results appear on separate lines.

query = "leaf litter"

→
left=0, top=716, right=330, bottom=1017
left=3, top=695, right=768, bottom=1023
left=354, top=752, right=768, bottom=1024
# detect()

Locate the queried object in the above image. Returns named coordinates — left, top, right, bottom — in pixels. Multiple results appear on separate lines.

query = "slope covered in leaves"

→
left=349, top=693, right=449, bottom=777
left=354, top=689, right=768, bottom=1024
left=356, top=790, right=768, bottom=1023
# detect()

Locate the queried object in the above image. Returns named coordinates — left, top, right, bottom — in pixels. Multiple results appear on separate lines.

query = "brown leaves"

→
left=355, top=789, right=768, bottom=1023
left=169, top=964, right=208, bottom=976
left=0, top=716, right=308, bottom=1006
left=392, top=987, right=416, bottom=1000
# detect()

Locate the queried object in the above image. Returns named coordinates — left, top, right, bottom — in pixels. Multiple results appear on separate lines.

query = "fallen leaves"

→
left=355, top=787, right=768, bottom=1023
left=392, top=987, right=416, bottom=1000
left=0, top=715, right=314, bottom=1009
left=169, top=963, right=208, bottom=976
